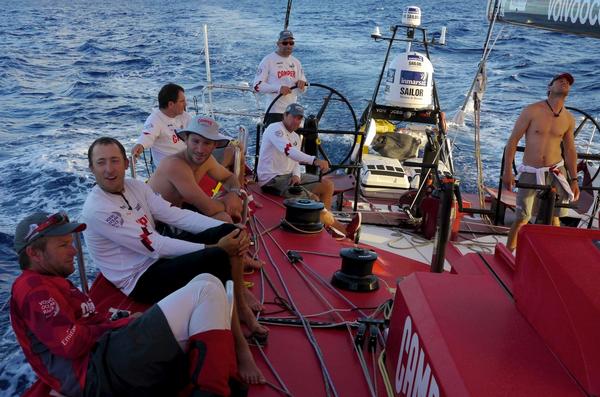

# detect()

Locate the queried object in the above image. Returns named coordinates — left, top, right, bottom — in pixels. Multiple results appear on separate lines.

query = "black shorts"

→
left=130, top=223, right=238, bottom=303
left=85, top=305, right=186, bottom=397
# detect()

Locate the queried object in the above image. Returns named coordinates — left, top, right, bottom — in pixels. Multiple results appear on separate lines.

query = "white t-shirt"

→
left=257, top=121, right=315, bottom=185
left=82, top=178, right=223, bottom=295
left=253, top=52, right=306, bottom=114
left=136, top=109, right=192, bottom=165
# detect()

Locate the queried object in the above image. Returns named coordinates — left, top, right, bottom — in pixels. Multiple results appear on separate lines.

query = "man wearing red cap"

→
left=503, top=72, right=580, bottom=252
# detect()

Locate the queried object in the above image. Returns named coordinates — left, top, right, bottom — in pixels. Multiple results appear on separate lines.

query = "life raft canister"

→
left=383, top=51, right=434, bottom=110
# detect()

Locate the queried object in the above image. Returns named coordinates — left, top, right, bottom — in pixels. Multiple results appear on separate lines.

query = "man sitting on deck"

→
left=82, top=137, right=266, bottom=384
left=10, top=211, right=239, bottom=396
left=131, top=82, right=245, bottom=184
left=502, top=72, right=580, bottom=252
left=257, top=102, right=361, bottom=241
left=149, top=116, right=244, bottom=224
left=148, top=115, right=263, bottom=306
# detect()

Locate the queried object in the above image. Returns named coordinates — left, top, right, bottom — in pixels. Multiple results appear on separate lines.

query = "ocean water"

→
left=1, top=0, right=599, bottom=394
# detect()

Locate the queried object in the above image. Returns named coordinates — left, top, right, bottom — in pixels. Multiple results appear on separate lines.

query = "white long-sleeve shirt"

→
left=253, top=52, right=306, bottom=114
left=82, top=178, right=223, bottom=295
left=257, top=121, right=315, bottom=185
left=136, top=109, right=191, bottom=165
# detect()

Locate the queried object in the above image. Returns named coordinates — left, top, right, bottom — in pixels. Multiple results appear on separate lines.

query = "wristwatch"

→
left=569, top=177, right=578, bottom=183
left=228, top=188, right=247, bottom=198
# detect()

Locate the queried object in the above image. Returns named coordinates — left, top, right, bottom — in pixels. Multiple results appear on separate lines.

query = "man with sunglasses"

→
left=257, top=103, right=362, bottom=241
left=83, top=137, right=266, bottom=384
left=11, top=211, right=240, bottom=396
left=253, top=30, right=307, bottom=126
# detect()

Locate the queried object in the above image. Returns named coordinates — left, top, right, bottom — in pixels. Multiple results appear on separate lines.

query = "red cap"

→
left=549, top=72, right=574, bottom=86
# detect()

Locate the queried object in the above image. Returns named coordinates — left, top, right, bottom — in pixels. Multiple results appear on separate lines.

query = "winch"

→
left=282, top=198, right=324, bottom=233
left=331, top=247, right=379, bottom=292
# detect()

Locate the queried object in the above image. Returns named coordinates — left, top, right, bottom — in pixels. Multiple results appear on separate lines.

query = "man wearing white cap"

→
left=253, top=30, right=307, bottom=126
left=149, top=116, right=244, bottom=223
left=10, top=211, right=239, bottom=396
left=258, top=103, right=362, bottom=241
left=503, top=72, right=580, bottom=252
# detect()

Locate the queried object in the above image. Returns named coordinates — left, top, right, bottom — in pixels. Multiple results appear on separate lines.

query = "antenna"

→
left=284, top=0, right=293, bottom=30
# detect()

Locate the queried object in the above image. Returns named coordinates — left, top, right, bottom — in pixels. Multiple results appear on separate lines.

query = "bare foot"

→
left=244, top=288, right=263, bottom=312
left=239, top=304, right=269, bottom=339
left=244, top=254, right=264, bottom=271
left=237, top=342, right=266, bottom=384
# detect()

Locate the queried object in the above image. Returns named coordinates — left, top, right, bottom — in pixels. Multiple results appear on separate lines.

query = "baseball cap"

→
left=176, top=116, right=230, bottom=148
left=279, top=30, right=294, bottom=41
left=14, top=212, right=86, bottom=253
left=549, top=72, right=574, bottom=86
left=285, top=103, right=305, bottom=117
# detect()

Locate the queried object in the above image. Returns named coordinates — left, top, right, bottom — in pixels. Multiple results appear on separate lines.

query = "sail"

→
left=487, top=0, right=600, bottom=38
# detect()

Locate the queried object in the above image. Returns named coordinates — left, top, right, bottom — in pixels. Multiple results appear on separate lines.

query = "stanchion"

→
left=431, top=178, right=456, bottom=273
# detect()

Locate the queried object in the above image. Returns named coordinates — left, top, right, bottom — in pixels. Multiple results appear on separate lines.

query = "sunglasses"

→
left=24, top=212, right=69, bottom=244
left=280, top=41, right=295, bottom=46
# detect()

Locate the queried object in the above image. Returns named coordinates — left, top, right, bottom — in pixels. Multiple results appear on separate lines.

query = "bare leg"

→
left=506, top=220, right=527, bottom=252
left=231, top=305, right=265, bottom=384
left=231, top=254, right=268, bottom=337
left=243, top=288, right=263, bottom=312
left=243, top=254, right=264, bottom=271
left=320, top=209, right=347, bottom=235
left=213, top=211, right=233, bottom=223
left=311, top=179, right=335, bottom=209
left=551, top=216, right=561, bottom=227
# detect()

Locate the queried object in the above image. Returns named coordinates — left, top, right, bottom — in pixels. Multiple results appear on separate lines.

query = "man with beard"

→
left=10, top=211, right=239, bottom=396
left=258, top=103, right=361, bottom=241
left=149, top=116, right=243, bottom=224
left=503, top=72, right=580, bottom=252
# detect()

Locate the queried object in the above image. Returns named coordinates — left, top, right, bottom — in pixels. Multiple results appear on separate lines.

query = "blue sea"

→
left=1, top=0, right=599, bottom=394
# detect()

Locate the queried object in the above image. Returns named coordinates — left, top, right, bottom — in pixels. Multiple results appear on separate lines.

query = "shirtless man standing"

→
left=503, top=72, right=580, bottom=252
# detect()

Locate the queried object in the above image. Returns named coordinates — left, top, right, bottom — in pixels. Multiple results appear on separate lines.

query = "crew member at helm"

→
left=253, top=30, right=307, bottom=127
left=257, top=103, right=362, bottom=242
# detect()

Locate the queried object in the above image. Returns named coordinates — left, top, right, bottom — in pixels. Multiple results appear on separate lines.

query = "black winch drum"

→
left=331, top=247, right=379, bottom=292
left=282, top=198, right=324, bottom=233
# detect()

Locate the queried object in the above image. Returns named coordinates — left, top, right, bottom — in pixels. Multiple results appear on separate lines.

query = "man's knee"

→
left=188, top=273, right=224, bottom=289
left=314, top=179, right=333, bottom=197
left=193, top=274, right=227, bottom=305
left=321, top=178, right=334, bottom=191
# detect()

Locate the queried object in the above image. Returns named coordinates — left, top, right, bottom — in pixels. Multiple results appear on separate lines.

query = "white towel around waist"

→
left=517, top=159, right=574, bottom=201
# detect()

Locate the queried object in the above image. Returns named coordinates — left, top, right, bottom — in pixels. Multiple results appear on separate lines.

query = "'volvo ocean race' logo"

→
left=400, top=71, right=428, bottom=87
left=547, top=0, right=600, bottom=26
left=394, top=315, right=439, bottom=397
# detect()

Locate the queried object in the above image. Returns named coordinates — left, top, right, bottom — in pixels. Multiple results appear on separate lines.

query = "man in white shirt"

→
left=83, top=137, right=266, bottom=384
left=258, top=103, right=361, bottom=241
left=131, top=83, right=191, bottom=166
left=253, top=30, right=307, bottom=126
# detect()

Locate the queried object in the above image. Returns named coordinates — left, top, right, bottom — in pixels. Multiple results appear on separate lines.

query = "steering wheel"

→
left=568, top=106, right=600, bottom=139
left=263, top=82, right=360, bottom=173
